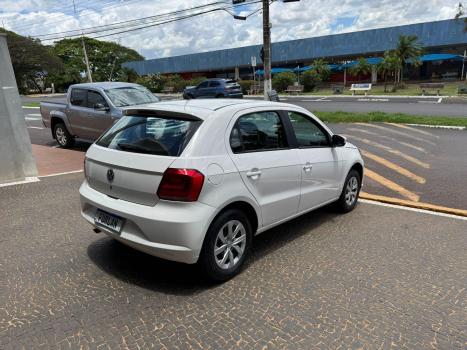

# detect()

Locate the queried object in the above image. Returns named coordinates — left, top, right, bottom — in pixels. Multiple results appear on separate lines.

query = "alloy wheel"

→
left=214, top=220, right=247, bottom=270
left=345, top=176, right=359, bottom=206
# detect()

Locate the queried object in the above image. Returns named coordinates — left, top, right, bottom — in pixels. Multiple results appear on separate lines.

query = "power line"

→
left=35, top=1, right=229, bottom=39
left=39, top=0, right=261, bottom=42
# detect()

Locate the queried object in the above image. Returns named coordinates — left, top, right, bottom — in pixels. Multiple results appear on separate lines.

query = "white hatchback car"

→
left=80, top=99, right=364, bottom=280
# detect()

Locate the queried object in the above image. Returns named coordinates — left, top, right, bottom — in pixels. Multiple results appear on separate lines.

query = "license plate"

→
left=94, top=209, right=124, bottom=233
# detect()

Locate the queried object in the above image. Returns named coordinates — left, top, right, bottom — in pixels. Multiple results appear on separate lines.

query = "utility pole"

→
left=72, top=0, right=92, bottom=82
left=462, top=50, right=467, bottom=82
left=262, top=0, right=271, bottom=100
left=233, top=0, right=299, bottom=99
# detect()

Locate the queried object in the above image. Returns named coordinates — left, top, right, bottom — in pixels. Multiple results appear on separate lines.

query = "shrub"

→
left=135, top=74, right=167, bottom=93
left=301, top=70, right=320, bottom=92
left=238, top=80, right=256, bottom=94
left=272, top=72, right=296, bottom=92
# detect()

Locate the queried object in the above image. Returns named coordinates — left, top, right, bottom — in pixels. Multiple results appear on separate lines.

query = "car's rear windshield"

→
left=104, top=86, right=160, bottom=107
left=96, top=115, right=201, bottom=156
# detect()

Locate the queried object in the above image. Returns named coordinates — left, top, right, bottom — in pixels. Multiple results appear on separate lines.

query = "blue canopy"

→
left=419, top=53, right=463, bottom=62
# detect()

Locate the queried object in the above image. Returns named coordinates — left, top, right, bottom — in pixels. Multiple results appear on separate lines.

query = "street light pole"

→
left=262, top=0, right=272, bottom=100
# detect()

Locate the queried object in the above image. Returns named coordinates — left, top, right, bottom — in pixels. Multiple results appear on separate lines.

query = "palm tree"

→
left=377, top=51, right=401, bottom=92
left=349, top=57, right=372, bottom=82
left=311, top=59, right=331, bottom=81
left=394, top=35, right=423, bottom=83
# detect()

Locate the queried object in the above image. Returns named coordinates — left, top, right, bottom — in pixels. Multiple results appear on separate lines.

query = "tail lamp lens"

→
left=157, top=168, right=204, bottom=202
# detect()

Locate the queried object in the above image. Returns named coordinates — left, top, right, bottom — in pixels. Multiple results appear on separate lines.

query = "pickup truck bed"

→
left=40, top=101, right=67, bottom=130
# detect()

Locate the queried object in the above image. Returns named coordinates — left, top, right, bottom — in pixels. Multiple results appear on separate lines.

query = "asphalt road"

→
left=22, top=104, right=467, bottom=210
left=22, top=94, right=467, bottom=117
left=1, top=173, right=466, bottom=349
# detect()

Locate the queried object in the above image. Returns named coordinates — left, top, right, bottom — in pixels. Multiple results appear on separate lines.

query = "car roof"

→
left=124, top=99, right=300, bottom=120
left=69, top=82, right=141, bottom=90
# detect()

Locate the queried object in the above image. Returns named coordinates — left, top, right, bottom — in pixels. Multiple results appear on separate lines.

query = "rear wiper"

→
left=117, top=142, right=152, bottom=154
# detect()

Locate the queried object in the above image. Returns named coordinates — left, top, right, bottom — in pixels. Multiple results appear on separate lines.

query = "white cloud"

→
left=0, top=0, right=461, bottom=59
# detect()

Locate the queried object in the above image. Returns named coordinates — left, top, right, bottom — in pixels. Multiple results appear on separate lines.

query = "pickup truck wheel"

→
left=54, top=123, right=74, bottom=148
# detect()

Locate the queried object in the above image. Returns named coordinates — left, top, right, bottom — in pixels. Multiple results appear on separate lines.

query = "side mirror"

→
left=331, top=134, right=346, bottom=147
left=94, top=103, right=109, bottom=112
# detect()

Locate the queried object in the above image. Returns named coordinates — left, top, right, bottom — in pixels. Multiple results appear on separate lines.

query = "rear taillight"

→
left=157, top=168, right=204, bottom=202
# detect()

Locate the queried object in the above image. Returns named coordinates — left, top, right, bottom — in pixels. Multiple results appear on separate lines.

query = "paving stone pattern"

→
left=0, top=174, right=466, bottom=349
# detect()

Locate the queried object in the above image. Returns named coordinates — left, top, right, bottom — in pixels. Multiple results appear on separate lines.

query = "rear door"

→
left=228, top=110, right=301, bottom=227
left=85, top=112, right=202, bottom=206
left=285, top=111, right=342, bottom=212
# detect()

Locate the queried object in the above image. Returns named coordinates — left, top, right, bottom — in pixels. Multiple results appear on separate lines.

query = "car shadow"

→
left=45, top=140, right=92, bottom=152
left=87, top=205, right=340, bottom=295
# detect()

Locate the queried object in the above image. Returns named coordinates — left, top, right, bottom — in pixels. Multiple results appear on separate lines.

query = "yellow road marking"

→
left=355, top=123, right=436, bottom=146
left=364, top=169, right=420, bottom=202
left=385, top=123, right=439, bottom=138
left=347, top=128, right=427, bottom=153
left=343, top=134, right=430, bottom=168
left=361, top=150, right=426, bottom=184
left=360, top=192, right=467, bottom=217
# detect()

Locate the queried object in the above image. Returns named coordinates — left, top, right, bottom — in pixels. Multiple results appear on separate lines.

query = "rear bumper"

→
left=79, top=180, right=216, bottom=264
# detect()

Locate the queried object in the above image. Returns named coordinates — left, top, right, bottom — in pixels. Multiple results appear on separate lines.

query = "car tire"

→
left=54, top=122, right=74, bottom=148
left=335, top=169, right=361, bottom=213
left=199, top=209, right=252, bottom=282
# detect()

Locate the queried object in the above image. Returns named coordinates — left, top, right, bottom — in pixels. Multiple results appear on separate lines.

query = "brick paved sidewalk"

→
left=32, top=144, right=84, bottom=176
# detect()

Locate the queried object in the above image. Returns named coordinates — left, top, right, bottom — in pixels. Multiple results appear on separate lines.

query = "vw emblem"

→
left=107, top=169, right=114, bottom=183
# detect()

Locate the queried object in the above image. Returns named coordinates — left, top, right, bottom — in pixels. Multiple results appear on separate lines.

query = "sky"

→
left=0, top=0, right=462, bottom=59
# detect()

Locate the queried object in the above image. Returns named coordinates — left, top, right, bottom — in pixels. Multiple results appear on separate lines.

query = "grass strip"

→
left=312, top=111, right=467, bottom=127
left=22, top=102, right=40, bottom=107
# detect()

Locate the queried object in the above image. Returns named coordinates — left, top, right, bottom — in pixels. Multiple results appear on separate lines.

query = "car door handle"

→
left=303, top=163, right=313, bottom=172
left=246, top=169, right=262, bottom=178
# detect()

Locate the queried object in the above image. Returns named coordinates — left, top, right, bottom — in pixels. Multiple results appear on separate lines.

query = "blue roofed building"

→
left=123, top=19, right=467, bottom=82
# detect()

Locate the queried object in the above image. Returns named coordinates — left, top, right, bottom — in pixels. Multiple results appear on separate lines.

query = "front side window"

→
left=198, top=81, right=209, bottom=89
left=70, top=89, right=86, bottom=106
left=230, top=111, right=287, bottom=153
left=104, top=86, right=160, bottom=107
left=87, top=90, right=108, bottom=109
left=96, top=115, right=201, bottom=156
left=287, top=112, right=330, bottom=147
left=209, top=81, right=221, bottom=87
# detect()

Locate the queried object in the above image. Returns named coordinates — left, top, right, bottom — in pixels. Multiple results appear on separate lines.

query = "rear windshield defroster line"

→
left=96, top=113, right=202, bottom=157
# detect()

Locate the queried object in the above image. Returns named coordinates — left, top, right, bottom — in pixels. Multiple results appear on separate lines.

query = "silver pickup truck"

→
left=40, top=82, right=160, bottom=148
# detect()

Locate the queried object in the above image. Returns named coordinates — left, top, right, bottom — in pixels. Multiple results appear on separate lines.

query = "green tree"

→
left=52, top=37, right=144, bottom=87
left=272, top=72, right=296, bottom=92
left=0, top=28, right=63, bottom=93
left=349, top=57, right=372, bottom=81
left=394, top=35, right=423, bottom=82
left=377, top=51, right=401, bottom=92
left=301, top=70, right=320, bottom=92
left=311, top=59, right=331, bottom=81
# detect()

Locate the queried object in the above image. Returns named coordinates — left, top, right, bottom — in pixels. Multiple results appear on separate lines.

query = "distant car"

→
left=40, top=82, right=160, bottom=148
left=183, top=79, right=243, bottom=99
left=79, top=99, right=364, bottom=281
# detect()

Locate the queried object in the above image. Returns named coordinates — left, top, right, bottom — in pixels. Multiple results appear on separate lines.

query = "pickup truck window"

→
left=87, top=90, right=108, bottom=109
left=70, top=89, right=86, bottom=106
left=104, top=86, right=159, bottom=107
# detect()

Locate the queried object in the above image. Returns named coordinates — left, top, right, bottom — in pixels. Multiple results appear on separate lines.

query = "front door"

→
left=228, top=110, right=301, bottom=227
left=85, top=90, right=114, bottom=139
left=286, top=111, right=342, bottom=212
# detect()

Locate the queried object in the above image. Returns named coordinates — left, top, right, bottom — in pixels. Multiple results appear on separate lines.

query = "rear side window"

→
left=230, top=111, right=287, bottom=153
left=70, top=89, right=86, bottom=106
left=96, top=115, right=202, bottom=156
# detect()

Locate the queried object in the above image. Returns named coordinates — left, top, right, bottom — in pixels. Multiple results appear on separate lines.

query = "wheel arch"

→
left=349, top=162, right=364, bottom=185
left=50, top=115, right=72, bottom=138
left=209, top=200, right=260, bottom=235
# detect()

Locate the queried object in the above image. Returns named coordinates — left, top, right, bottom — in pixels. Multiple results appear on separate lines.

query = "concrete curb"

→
left=360, top=192, right=467, bottom=217
left=405, top=123, right=466, bottom=130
